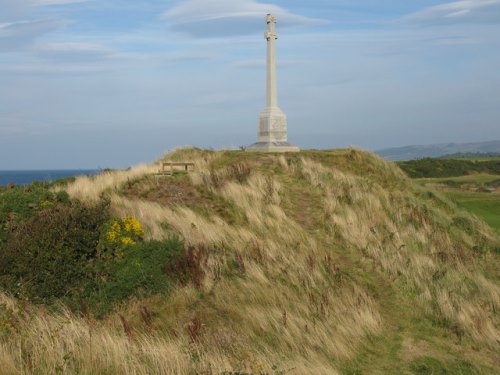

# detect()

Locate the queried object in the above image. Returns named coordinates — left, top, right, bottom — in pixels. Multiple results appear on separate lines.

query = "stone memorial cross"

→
left=246, top=14, right=300, bottom=152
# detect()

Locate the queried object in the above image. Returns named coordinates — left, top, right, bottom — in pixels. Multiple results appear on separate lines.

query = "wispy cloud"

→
left=34, top=41, right=131, bottom=61
left=0, top=116, right=52, bottom=136
left=0, top=0, right=87, bottom=50
left=429, top=35, right=478, bottom=45
left=0, top=19, right=67, bottom=51
left=162, top=0, right=327, bottom=37
left=401, top=0, right=500, bottom=24
left=159, top=51, right=214, bottom=63
left=234, top=58, right=305, bottom=69
left=0, top=0, right=85, bottom=21
left=0, top=63, right=105, bottom=74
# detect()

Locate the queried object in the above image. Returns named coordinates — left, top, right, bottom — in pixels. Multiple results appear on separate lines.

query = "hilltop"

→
left=376, top=140, right=500, bottom=161
left=0, top=148, right=499, bottom=374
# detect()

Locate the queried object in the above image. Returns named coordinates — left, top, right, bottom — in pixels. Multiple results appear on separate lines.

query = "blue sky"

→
left=1, top=0, right=499, bottom=168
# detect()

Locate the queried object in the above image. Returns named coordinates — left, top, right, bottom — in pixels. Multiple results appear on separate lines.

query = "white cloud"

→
left=34, top=42, right=116, bottom=60
left=0, top=116, right=51, bottom=136
left=0, top=0, right=84, bottom=48
left=0, top=19, right=66, bottom=51
left=234, top=58, right=304, bottom=69
left=401, top=0, right=500, bottom=24
left=0, top=63, right=105, bottom=74
left=162, top=0, right=327, bottom=37
left=430, top=36, right=478, bottom=45
left=0, top=0, right=84, bottom=21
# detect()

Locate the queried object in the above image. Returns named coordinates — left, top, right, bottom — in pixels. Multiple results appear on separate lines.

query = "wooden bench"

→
left=159, top=162, right=195, bottom=175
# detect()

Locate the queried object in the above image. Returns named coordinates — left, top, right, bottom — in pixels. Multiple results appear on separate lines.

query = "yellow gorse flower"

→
left=121, top=237, right=136, bottom=246
left=40, top=200, right=53, bottom=208
left=106, top=221, right=122, bottom=242
left=122, top=216, right=144, bottom=237
left=104, top=216, right=144, bottom=247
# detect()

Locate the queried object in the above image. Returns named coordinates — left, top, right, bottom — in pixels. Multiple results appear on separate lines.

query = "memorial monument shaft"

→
left=246, top=14, right=300, bottom=153
left=266, top=15, right=278, bottom=108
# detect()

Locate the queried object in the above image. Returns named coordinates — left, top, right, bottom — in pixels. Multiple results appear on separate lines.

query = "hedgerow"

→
left=397, top=158, right=500, bottom=178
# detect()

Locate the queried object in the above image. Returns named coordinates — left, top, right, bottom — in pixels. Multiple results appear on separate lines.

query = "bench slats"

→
left=159, top=162, right=195, bottom=175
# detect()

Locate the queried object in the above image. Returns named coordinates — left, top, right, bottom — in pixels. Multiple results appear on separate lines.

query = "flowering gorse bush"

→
left=100, top=216, right=144, bottom=257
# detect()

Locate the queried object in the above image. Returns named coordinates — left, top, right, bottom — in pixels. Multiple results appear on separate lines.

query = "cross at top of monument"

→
left=265, top=14, right=278, bottom=40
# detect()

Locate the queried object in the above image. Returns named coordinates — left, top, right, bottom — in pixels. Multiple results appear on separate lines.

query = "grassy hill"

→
left=413, top=174, right=500, bottom=236
left=0, top=148, right=499, bottom=374
left=397, top=156, right=500, bottom=236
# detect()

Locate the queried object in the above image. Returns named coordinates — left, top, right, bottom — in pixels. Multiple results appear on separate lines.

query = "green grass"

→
left=412, top=174, right=500, bottom=235
left=446, top=191, right=500, bottom=235
left=415, top=174, right=500, bottom=185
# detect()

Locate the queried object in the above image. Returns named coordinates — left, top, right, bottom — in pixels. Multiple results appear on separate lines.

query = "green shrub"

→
left=410, top=356, right=479, bottom=375
left=0, top=184, right=69, bottom=244
left=91, top=238, right=183, bottom=315
left=0, top=182, right=206, bottom=316
left=97, top=216, right=145, bottom=258
left=0, top=200, right=110, bottom=303
left=397, top=158, right=500, bottom=178
left=410, top=357, right=448, bottom=375
left=452, top=216, right=477, bottom=236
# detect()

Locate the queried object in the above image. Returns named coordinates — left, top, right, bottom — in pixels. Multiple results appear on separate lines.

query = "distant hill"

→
left=376, top=140, right=500, bottom=161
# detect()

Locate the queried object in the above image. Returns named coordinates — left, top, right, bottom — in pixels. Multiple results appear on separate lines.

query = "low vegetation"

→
left=414, top=174, right=500, bottom=235
left=439, top=152, right=500, bottom=159
left=0, top=148, right=499, bottom=374
left=398, top=157, right=500, bottom=178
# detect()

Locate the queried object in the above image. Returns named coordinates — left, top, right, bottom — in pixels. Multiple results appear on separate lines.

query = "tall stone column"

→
left=266, top=14, right=278, bottom=109
left=247, top=14, right=300, bottom=153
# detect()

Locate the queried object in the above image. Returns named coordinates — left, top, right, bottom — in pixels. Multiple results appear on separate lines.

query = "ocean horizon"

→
left=0, top=169, right=99, bottom=186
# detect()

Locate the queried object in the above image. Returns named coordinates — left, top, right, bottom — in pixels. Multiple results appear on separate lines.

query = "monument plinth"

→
left=247, top=14, right=300, bottom=153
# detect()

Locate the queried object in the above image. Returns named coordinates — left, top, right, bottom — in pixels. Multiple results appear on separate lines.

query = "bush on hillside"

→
left=98, top=215, right=145, bottom=257
left=91, top=238, right=184, bottom=315
left=0, top=183, right=69, bottom=244
left=0, top=200, right=110, bottom=303
left=0, top=186, right=191, bottom=315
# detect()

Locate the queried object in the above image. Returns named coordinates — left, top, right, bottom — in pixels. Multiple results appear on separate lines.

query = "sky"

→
left=1, top=0, right=499, bottom=169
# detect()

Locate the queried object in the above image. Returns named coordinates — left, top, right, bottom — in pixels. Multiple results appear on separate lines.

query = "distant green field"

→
left=414, top=174, right=500, bottom=235
left=415, top=174, right=500, bottom=185
left=447, top=191, right=500, bottom=235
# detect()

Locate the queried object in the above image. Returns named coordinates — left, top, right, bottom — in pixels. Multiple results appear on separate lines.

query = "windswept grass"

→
left=1, top=147, right=499, bottom=374
left=415, top=174, right=500, bottom=234
left=65, top=164, right=159, bottom=203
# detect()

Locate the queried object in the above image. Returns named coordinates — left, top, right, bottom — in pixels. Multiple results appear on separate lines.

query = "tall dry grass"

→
left=65, top=164, right=159, bottom=203
left=2, top=148, right=499, bottom=373
left=298, top=155, right=499, bottom=348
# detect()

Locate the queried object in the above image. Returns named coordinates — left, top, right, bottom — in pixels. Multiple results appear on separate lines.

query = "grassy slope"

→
left=1, top=149, right=499, bottom=374
left=415, top=174, right=500, bottom=235
left=448, top=192, right=500, bottom=234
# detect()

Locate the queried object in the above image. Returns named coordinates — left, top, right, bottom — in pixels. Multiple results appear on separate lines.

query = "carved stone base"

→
left=248, top=105, right=299, bottom=152
left=258, top=107, right=288, bottom=143
left=246, top=141, right=300, bottom=153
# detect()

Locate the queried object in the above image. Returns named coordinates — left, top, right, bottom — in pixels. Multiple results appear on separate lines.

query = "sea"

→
left=0, top=170, right=99, bottom=186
